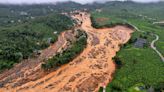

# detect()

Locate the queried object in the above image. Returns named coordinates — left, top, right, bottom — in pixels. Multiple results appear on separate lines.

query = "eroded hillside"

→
left=0, top=12, right=134, bottom=92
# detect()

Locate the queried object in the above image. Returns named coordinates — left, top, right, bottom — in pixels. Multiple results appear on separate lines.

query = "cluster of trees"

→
left=0, top=14, right=74, bottom=71
left=113, top=56, right=123, bottom=69
left=42, top=30, right=87, bottom=70
left=90, top=16, right=101, bottom=28
left=0, top=2, right=81, bottom=27
left=44, top=14, right=74, bottom=32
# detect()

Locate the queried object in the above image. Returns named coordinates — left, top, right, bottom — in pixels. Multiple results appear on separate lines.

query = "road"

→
left=151, top=34, right=164, bottom=62
left=126, top=22, right=144, bottom=32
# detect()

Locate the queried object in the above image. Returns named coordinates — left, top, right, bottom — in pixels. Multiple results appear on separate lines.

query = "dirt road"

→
left=151, top=34, right=164, bottom=62
left=0, top=12, right=134, bottom=92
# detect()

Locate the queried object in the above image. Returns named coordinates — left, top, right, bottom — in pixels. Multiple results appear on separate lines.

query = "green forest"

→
left=0, top=14, right=74, bottom=71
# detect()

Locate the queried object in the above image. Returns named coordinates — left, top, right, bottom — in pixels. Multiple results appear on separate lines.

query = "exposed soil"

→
left=96, top=18, right=109, bottom=23
left=0, top=12, right=134, bottom=92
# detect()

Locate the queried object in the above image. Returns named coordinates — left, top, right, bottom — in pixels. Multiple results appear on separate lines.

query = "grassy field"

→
left=91, top=2, right=164, bottom=91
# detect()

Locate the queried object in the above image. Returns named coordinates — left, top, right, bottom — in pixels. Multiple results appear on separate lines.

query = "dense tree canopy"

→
left=0, top=14, right=74, bottom=71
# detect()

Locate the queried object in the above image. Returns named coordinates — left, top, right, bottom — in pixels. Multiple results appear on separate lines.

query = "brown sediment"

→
left=0, top=12, right=134, bottom=92
left=96, top=18, right=109, bottom=23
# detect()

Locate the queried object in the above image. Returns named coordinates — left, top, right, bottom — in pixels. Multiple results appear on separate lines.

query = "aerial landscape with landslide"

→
left=0, top=11, right=134, bottom=92
left=0, top=1, right=164, bottom=92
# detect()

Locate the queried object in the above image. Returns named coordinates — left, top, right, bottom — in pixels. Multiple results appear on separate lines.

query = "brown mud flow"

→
left=0, top=12, right=134, bottom=92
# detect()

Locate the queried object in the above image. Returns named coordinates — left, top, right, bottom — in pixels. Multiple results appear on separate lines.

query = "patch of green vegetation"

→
left=0, top=14, right=74, bottom=71
left=106, top=46, right=164, bottom=92
left=42, top=30, right=87, bottom=70
left=127, top=83, right=146, bottom=92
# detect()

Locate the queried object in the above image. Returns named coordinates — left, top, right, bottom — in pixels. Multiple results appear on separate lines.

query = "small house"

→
left=134, top=38, right=147, bottom=48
